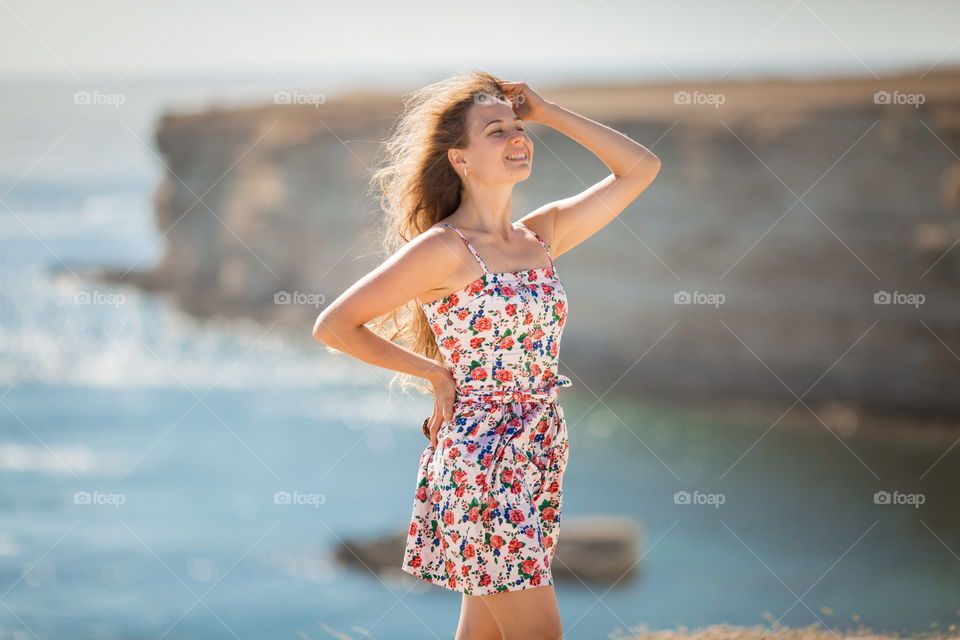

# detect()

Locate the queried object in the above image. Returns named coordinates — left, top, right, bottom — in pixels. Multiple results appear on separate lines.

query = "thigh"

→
left=469, top=584, right=562, bottom=640
left=456, top=593, right=503, bottom=640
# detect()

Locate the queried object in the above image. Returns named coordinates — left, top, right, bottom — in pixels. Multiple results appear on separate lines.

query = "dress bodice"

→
left=419, top=221, right=571, bottom=401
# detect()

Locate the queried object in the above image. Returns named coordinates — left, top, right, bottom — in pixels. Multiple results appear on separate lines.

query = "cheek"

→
left=479, top=140, right=507, bottom=165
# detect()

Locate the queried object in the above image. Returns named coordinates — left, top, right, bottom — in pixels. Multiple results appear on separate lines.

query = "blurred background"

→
left=2, top=1, right=960, bottom=638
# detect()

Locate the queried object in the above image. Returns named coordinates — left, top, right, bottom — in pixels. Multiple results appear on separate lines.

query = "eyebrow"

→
left=483, top=117, right=523, bottom=129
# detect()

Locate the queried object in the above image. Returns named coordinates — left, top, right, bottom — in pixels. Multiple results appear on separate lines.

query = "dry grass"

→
left=609, top=621, right=959, bottom=640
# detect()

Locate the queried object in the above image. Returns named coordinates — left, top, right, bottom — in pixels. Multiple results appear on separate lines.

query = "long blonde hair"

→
left=365, top=69, right=506, bottom=395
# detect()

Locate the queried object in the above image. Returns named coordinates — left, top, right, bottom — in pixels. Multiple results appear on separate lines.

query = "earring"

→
left=463, top=166, right=469, bottom=177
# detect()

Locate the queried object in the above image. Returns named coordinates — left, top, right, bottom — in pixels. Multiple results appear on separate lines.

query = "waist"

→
left=454, top=374, right=572, bottom=404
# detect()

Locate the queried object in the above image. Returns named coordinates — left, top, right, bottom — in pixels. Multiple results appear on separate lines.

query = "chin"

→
left=505, top=165, right=532, bottom=182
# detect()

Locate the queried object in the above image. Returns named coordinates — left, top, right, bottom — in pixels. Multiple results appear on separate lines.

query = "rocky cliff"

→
left=104, top=69, right=960, bottom=421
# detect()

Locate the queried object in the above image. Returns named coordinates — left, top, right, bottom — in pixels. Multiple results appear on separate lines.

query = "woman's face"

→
left=458, top=97, right=533, bottom=184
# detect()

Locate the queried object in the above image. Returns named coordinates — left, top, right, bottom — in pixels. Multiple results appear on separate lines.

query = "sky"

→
left=1, top=0, right=959, bottom=82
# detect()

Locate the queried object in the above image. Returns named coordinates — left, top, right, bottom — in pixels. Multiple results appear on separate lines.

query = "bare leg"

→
left=455, top=592, right=504, bottom=640
left=465, top=584, right=563, bottom=640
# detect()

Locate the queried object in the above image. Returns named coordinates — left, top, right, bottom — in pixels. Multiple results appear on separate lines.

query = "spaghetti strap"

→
left=436, top=222, right=489, bottom=273
left=515, top=220, right=555, bottom=270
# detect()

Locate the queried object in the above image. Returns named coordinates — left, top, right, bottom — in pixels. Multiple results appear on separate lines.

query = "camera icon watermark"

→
left=273, top=490, right=325, bottom=508
left=73, top=289, right=125, bottom=308
left=73, top=490, right=126, bottom=508
left=674, top=290, right=725, bottom=308
left=673, top=90, right=725, bottom=109
left=73, top=90, right=126, bottom=109
left=873, top=290, right=924, bottom=308
left=273, top=90, right=325, bottom=107
left=673, top=490, right=725, bottom=508
left=873, top=490, right=924, bottom=508
left=274, top=290, right=325, bottom=308
left=873, top=90, right=925, bottom=108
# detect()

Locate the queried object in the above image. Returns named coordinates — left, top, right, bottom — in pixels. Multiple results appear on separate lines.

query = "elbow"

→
left=618, top=155, right=661, bottom=191
left=312, top=312, right=336, bottom=345
left=619, top=153, right=661, bottom=183
left=643, top=153, right=662, bottom=178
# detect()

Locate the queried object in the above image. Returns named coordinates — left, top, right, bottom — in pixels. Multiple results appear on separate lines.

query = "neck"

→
left=455, top=184, right=516, bottom=238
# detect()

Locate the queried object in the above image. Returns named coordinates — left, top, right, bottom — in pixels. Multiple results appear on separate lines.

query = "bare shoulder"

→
left=396, top=223, right=469, bottom=303
left=516, top=208, right=559, bottom=253
left=404, top=223, right=463, bottom=264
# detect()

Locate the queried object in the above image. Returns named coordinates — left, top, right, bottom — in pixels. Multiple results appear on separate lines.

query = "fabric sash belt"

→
left=454, top=374, right=572, bottom=405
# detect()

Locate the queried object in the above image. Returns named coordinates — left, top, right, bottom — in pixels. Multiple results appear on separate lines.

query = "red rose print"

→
left=473, top=316, right=492, bottom=332
left=470, top=367, right=488, bottom=381
left=509, top=509, right=526, bottom=524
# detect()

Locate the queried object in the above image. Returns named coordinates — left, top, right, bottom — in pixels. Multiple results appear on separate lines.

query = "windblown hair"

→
left=365, top=69, right=506, bottom=395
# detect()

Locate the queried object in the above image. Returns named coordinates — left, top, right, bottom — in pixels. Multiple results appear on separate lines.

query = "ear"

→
left=447, top=147, right=466, bottom=174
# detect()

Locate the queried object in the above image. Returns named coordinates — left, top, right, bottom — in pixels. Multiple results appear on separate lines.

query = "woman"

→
left=312, top=70, right=660, bottom=640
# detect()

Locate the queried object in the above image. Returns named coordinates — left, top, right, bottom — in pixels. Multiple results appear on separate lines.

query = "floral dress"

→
left=401, top=219, right=573, bottom=596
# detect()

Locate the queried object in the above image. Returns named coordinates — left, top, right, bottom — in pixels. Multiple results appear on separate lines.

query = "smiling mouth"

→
left=505, top=151, right=529, bottom=162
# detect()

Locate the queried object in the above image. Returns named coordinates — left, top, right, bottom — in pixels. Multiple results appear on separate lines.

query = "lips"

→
left=505, top=150, right=529, bottom=161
